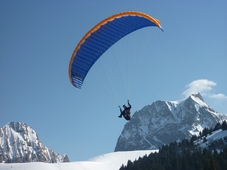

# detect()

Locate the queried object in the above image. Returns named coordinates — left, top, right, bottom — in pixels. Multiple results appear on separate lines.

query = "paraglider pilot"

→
left=118, top=100, right=132, bottom=121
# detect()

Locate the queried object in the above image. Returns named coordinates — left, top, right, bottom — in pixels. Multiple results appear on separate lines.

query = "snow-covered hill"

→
left=0, top=150, right=157, bottom=170
left=0, top=122, right=69, bottom=163
left=194, top=129, right=227, bottom=149
left=115, top=93, right=227, bottom=151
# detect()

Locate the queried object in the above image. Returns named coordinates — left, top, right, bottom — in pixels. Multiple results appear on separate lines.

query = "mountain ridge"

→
left=0, top=122, right=69, bottom=163
left=115, top=93, right=227, bottom=151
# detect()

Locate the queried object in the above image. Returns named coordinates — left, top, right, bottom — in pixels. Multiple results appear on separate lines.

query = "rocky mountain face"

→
left=0, top=122, right=69, bottom=163
left=115, top=93, right=227, bottom=151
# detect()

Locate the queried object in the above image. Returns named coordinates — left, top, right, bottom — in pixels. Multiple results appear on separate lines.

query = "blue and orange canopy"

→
left=68, top=11, right=163, bottom=88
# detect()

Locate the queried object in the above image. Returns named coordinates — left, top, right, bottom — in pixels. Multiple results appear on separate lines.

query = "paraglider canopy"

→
left=68, top=11, right=163, bottom=88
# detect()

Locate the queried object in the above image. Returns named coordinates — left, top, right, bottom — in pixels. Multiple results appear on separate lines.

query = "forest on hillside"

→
left=120, top=121, right=227, bottom=170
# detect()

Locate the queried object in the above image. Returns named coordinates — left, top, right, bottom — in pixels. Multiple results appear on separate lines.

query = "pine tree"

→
left=222, top=121, right=227, bottom=130
left=209, top=156, right=220, bottom=170
left=214, top=122, right=221, bottom=131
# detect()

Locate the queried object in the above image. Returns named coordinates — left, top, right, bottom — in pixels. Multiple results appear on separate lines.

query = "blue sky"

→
left=1, top=1, right=227, bottom=161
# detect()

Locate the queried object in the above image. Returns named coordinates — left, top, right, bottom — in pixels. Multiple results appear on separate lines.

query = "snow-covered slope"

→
left=0, top=150, right=157, bottom=170
left=115, top=93, right=227, bottom=151
left=0, top=122, right=69, bottom=163
left=194, top=129, right=227, bottom=149
left=206, top=129, right=227, bottom=142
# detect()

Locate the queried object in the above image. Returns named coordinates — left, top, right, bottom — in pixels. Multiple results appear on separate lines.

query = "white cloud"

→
left=209, top=93, right=227, bottom=100
left=183, top=79, right=227, bottom=100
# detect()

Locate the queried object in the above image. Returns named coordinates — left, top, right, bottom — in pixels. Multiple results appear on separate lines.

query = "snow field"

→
left=0, top=150, right=158, bottom=170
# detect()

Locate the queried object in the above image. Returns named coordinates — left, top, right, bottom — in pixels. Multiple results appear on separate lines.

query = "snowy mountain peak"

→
left=115, top=94, right=227, bottom=151
left=187, top=93, right=209, bottom=107
left=5, top=122, right=39, bottom=146
left=190, top=93, right=204, bottom=102
left=0, top=122, right=69, bottom=163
